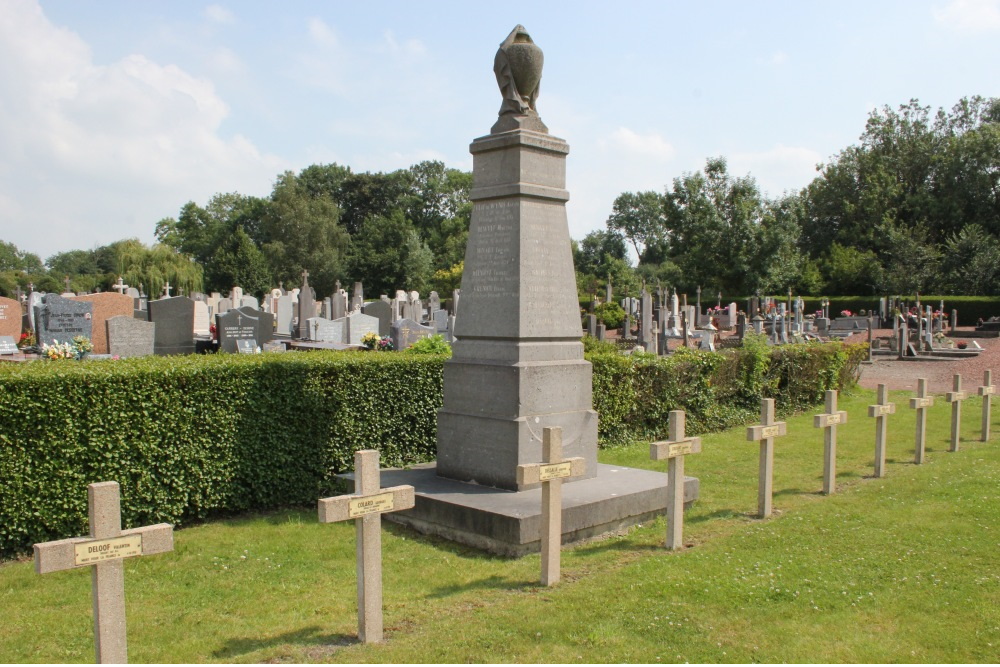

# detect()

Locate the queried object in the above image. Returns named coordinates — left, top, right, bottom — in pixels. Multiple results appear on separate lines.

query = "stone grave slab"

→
left=363, top=300, right=392, bottom=337
left=193, top=301, right=211, bottom=337
left=391, top=318, right=435, bottom=350
left=346, top=312, right=379, bottom=345
left=306, top=317, right=345, bottom=343
left=275, top=295, right=293, bottom=336
left=241, top=295, right=259, bottom=310
left=107, top=316, right=155, bottom=358
left=70, top=292, right=133, bottom=354
left=0, top=296, right=22, bottom=339
left=147, top=296, right=195, bottom=356
left=34, top=294, right=92, bottom=347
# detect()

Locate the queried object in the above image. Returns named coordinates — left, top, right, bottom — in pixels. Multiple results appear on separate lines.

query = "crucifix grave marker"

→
left=113, top=277, right=128, bottom=294
left=746, top=398, right=787, bottom=518
left=946, top=374, right=967, bottom=452
left=161, top=281, right=171, bottom=298
left=909, top=378, right=934, bottom=464
left=867, top=383, right=896, bottom=478
left=650, top=410, right=701, bottom=549
left=33, top=481, right=174, bottom=664
left=979, top=370, right=994, bottom=442
left=516, top=427, right=585, bottom=586
left=317, top=450, right=414, bottom=643
left=813, top=390, right=847, bottom=494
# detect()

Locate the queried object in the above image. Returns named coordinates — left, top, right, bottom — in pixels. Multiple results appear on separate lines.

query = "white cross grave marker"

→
left=867, top=383, right=896, bottom=478
left=317, top=450, right=414, bottom=643
left=650, top=410, right=701, bottom=549
left=909, top=378, right=934, bottom=464
left=746, top=398, right=787, bottom=518
left=979, top=369, right=995, bottom=442
left=813, top=390, right=848, bottom=494
left=33, top=481, right=174, bottom=664
left=946, top=374, right=967, bottom=452
left=516, top=427, right=585, bottom=586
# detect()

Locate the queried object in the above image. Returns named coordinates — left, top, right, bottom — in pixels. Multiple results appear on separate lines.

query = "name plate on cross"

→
left=868, top=404, right=895, bottom=417
left=979, top=385, right=995, bottom=396
left=74, top=535, right=143, bottom=566
left=650, top=439, right=702, bottom=459
left=947, top=390, right=967, bottom=403
left=813, top=412, right=846, bottom=428
left=749, top=423, right=787, bottom=440
left=910, top=396, right=934, bottom=409
left=517, top=456, right=585, bottom=486
left=319, top=486, right=415, bottom=523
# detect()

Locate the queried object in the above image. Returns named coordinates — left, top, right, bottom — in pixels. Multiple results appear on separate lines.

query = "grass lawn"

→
left=2, top=387, right=999, bottom=663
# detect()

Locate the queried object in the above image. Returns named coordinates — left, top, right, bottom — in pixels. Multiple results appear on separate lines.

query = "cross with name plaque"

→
left=813, top=390, right=847, bottom=494
left=33, top=481, right=174, bottom=664
left=979, top=370, right=995, bottom=442
left=867, top=383, right=896, bottom=478
left=516, top=427, right=585, bottom=586
left=909, top=378, right=934, bottom=464
left=746, top=398, right=787, bottom=518
left=946, top=374, right=967, bottom=452
left=650, top=410, right=701, bottom=549
left=317, top=450, right=414, bottom=643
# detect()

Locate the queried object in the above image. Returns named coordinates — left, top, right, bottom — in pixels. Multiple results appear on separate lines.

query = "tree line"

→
left=580, top=96, right=1000, bottom=299
left=2, top=96, right=997, bottom=303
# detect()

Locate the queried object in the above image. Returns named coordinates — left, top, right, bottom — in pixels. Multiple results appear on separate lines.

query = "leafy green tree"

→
left=207, top=227, right=271, bottom=297
left=940, top=224, right=1000, bottom=295
left=347, top=210, right=433, bottom=296
left=607, top=191, right=667, bottom=260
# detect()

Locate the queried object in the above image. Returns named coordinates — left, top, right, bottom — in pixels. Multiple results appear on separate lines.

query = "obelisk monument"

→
left=436, top=25, right=598, bottom=490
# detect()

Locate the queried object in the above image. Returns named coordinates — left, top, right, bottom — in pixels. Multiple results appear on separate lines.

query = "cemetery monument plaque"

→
left=0, top=335, right=18, bottom=355
left=35, top=294, right=92, bottom=347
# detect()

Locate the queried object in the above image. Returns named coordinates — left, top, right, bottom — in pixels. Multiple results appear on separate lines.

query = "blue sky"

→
left=3, top=0, right=999, bottom=259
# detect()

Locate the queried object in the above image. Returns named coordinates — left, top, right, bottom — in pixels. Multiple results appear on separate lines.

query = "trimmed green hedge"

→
left=0, top=340, right=865, bottom=559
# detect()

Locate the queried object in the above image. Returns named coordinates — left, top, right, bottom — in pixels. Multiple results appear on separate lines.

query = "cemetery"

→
left=1, top=21, right=1000, bottom=666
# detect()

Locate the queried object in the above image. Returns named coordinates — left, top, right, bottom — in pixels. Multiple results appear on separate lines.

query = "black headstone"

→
left=217, top=307, right=273, bottom=353
left=148, top=296, right=195, bottom=356
left=362, top=300, right=392, bottom=337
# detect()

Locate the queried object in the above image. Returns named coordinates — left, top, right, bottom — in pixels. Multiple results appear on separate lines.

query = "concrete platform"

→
left=340, top=462, right=698, bottom=557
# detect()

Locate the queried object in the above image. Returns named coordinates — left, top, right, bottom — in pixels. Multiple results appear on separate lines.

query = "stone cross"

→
left=978, top=370, right=995, bottom=442
left=317, top=450, right=415, bottom=643
left=813, top=390, right=847, bottom=494
left=64, top=275, right=71, bottom=292
left=909, top=378, right=934, bottom=464
left=33, top=481, right=174, bottom=664
left=516, top=427, right=585, bottom=586
left=946, top=374, right=967, bottom=452
left=113, top=277, right=128, bottom=294
left=650, top=410, right=701, bottom=550
left=867, top=383, right=896, bottom=478
left=746, top=398, right=787, bottom=518
left=161, top=281, right=171, bottom=297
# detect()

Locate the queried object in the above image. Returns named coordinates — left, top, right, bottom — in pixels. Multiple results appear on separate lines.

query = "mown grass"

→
left=2, top=387, right=999, bottom=663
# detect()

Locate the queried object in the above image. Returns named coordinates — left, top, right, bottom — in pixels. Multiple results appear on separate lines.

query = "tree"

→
left=207, top=227, right=271, bottom=297
left=347, top=210, right=433, bottom=295
left=606, top=191, right=666, bottom=260
left=940, top=224, right=1000, bottom=295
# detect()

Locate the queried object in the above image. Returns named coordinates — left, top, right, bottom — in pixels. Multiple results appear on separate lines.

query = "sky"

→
left=2, top=0, right=1000, bottom=261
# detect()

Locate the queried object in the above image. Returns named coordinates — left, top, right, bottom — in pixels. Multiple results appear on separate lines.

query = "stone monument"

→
left=369, top=26, right=697, bottom=556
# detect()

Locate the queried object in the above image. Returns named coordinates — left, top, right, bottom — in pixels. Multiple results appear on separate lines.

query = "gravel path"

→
left=846, top=327, right=999, bottom=394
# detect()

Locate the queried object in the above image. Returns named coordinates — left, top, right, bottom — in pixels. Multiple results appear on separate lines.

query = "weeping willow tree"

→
left=108, top=239, right=204, bottom=297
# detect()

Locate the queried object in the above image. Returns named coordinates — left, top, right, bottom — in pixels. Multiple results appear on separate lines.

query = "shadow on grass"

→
left=773, top=487, right=811, bottom=498
left=426, top=575, right=534, bottom=599
left=687, top=508, right=747, bottom=524
left=213, top=625, right=355, bottom=660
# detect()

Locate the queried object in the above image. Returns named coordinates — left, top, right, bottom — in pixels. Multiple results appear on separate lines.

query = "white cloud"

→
left=728, top=144, right=823, bottom=197
left=934, top=0, right=1000, bottom=32
left=602, top=127, right=676, bottom=161
left=203, top=4, right=235, bottom=25
left=308, top=17, right=339, bottom=48
left=0, top=0, right=286, bottom=256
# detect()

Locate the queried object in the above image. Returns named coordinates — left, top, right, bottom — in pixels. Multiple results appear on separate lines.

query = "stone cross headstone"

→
left=813, top=390, right=847, bottom=495
left=978, top=370, right=995, bottom=442
left=33, top=481, right=173, bottom=664
left=746, top=398, right=787, bottom=518
left=515, top=427, right=585, bottom=586
left=317, top=450, right=415, bottom=644
left=867, top=383, right=896, bottom=478
left=909, top=378, right=934, bottom=464
left=112, top=277, right=127, bottom=294
left=650, top=410, right=700, bottom=550
left=946, top=374, right=967, bottom=452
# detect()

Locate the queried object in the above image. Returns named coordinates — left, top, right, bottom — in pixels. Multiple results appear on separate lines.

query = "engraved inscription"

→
left=667, top=442, right=693, bottom=457
left=761, top=425, right=782, bottom=438
left=348, top=491, right=395, bottom=518
left=981, top=386, right=996, bottom=396
left=912, top=397, right=933, bottom=408
left=469, top=200, right=517, bottom=299
left=872, top=404, right=893, bottom=416
left=74, top=535, right=143, bottom=566
left=538, top=461, right=572, bottom=481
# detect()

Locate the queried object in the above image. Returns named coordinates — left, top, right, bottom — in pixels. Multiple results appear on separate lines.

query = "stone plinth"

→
left=437, top=130, right=598, bottom=491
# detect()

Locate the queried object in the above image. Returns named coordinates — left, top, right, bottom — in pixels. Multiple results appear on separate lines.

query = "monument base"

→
left=340, top=462, right=698, bottom=557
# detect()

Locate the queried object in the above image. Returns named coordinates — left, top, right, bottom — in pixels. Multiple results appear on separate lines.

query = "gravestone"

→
left=106, top=316, right=155, bottom=358
left=217, top=297, right=232, bottom=314
left=0, top=296, right=21, bottom=340
left=813, top=390, right=847, bottom=495
left=147, top=296, right=195, bottom=356
left=747, top=398, right=787, bottom=518
left=35, top=294, right=92, bottom=347
left=236, top=339, right=257, bottom=354
left=296, top=272, right=315, bottom=339
left=363, top=300, right=393, bottom=337
left=946, top=374, right=967, bottom=452
left=241, top=295, right=259, bottom=311
left=432, top=308, right=449, bottom=333
left=351, top=282, right=364, bottom=312
left=27, top=292, right=42, bottom=332
left=345, top=312, right=379, bottom=346
left=909, top=378, right=934, bottom=464
left=867, top=384, right=896, bottom=478
left=650, top=410, right=701, bottom=550
left=306, top=317, right=345, bottom=343
left=193, top=301, right=211, bottom=337
left=275, top=295, right=294, bottom=336
left=0, top=335, right=18, bottom=355
left=216, top=308, right=259, bottom=353
left=428, top=291, right=441, bottom=314
left=391, top=318, right=435, bottom=351
left=331, top=290, right=347, bottom=321
left=230, top=286, right=243, bottom=306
